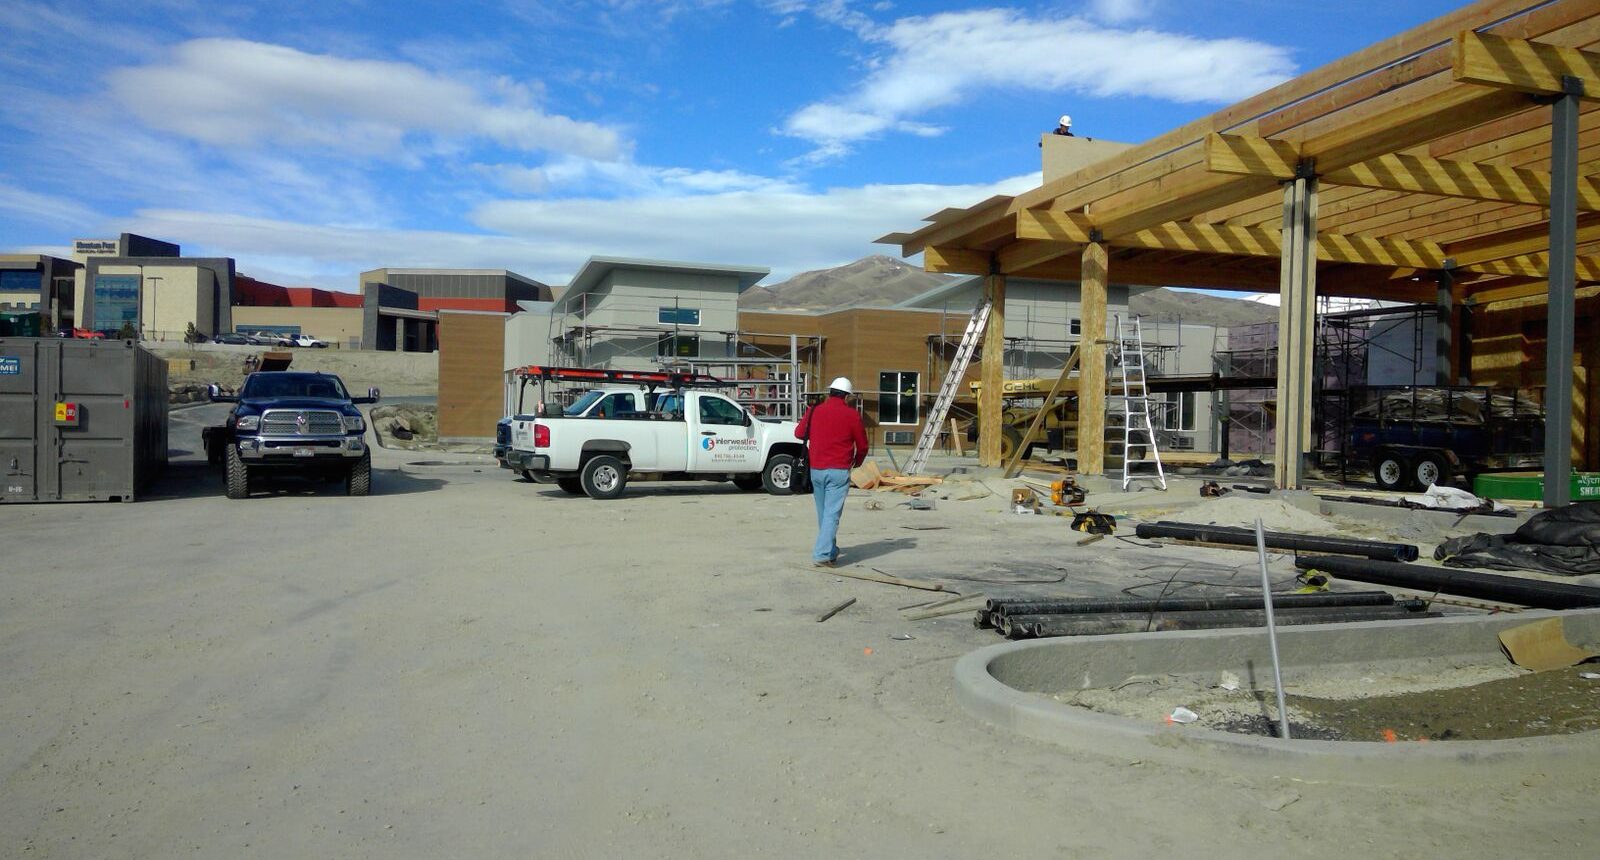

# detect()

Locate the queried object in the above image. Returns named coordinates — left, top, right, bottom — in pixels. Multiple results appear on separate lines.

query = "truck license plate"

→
left=294, top=446, right=315, bottom=457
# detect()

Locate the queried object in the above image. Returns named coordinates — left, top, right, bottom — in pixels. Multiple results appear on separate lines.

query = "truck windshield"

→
left=240, top=374, right=349, bottom=400
left=565, top=391, right=605, bottom=416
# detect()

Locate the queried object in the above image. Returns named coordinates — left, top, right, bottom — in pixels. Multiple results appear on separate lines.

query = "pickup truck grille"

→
left=261, top=409, right=344, bottom=436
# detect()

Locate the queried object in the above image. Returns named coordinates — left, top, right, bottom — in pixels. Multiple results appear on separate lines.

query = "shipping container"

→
left=0, top=338, right=168, bottom=502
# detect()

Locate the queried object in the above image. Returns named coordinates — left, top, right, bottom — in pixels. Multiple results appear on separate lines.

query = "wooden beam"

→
left=1446, top=214, right=1600, bottom=265
left=1204, top=132, right=1300, bottom=179
left=1078, top=244, right=1108, bottom=477
left=1463, top=253, right=1600, bottom=281
left=978, top=274, right=1006, bottom=468
left=923, top=246, right=990, bottom=275
left=997, top=239, right=1081, bottom=274
left=1324, top=151, right=1600, bottom=210
left=1471, top=280, right=1554, bottom=304
left=1018, top=209, right=1444, bottom=268
left=1453, top=30, right=1600, bottom=98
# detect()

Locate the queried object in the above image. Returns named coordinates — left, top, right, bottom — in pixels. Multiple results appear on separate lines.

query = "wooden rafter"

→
left=1453, top=30, right=1600, bottom=97
left=1326, top=152, right=1600, bottom=209
left=1462, top=252, right=1600, bottom=281
left=1014, top=210, right=1446, bottom=268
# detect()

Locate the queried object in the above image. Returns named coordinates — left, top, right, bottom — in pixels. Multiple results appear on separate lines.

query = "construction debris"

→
left=812, top=566, right=950, bottom=593
left=850, top=460, right=943, bottom=493
left=816, top=598, right=857, bottom=623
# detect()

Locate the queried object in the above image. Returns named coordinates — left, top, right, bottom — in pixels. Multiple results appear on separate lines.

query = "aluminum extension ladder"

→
left=1112, top=314, right=1167, bottom=491
left=904, top=295, right=993, bottom=475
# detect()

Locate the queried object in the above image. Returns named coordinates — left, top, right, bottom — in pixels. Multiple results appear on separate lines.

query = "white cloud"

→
left=108, top=38, right=622, bottom=161
left=782, top=8, right=1294, bottom=159
left=0, top=182, right=104, bottom=231
left=120, top=171, right=1039, bottom=289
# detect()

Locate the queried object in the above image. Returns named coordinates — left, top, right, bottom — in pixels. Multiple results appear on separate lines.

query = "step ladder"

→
left=904, top=295, right=993, bottom=475
left=1111, top=314, right=1167, bottom=491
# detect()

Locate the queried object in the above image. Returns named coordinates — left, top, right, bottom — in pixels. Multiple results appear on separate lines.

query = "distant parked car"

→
left=71, top=328, right=106, bottom=339
left=293, top=334, right=328, bottom=348
left=252, top=332, right=293, bottom=347
left=213, top=332, right=251, bottom=345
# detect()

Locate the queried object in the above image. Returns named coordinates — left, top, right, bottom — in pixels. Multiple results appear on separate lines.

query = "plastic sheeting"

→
left=1435, top=504, right=1600, bottom=576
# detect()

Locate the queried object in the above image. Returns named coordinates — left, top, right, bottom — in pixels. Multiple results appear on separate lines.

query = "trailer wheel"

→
left=1375, top=452, right=1408, bottom=491
left=1413, top=453, right=1445, bottom=489
left=556, top=477, right=585, bottom=495
left=346, top=451, right=371, bottom=496
left=225, top=444, right=252, bottom=499
left=762, top=453, right=797, bottom=495
left=580, top=455, right=628, bottom=500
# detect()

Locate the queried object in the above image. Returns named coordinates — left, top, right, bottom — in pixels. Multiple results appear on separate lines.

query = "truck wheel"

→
left=347, top=451, right=372, bottom=496
left=225, top=444, right=251, bottom=499
left=556, top=477, right=585, bottom=495
left=1374, top=452, right=1408, bottom=491
left=999, top=427, right=1034, bottom=463
left=580, top=455, right=627, bottom=499
left=762, top=454, right=797, bottom=495
left=733, top=475, right=764, bottom=491
left=1413, top=453, right=1445, bottom=489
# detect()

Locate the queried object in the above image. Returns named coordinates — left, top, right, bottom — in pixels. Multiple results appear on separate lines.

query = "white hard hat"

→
left=828, top=377, right=854, bottom=394
left=1059, top=114, right=1072, bottom=127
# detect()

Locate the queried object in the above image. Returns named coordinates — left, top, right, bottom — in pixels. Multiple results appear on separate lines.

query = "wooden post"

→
left=1079, top=241, right=1108, bottom=475
left=978, top=271, right=1006, bottom=467
left=1274, top=175, right=1318, bottom=490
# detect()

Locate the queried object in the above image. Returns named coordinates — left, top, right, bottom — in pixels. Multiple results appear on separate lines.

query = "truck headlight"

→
left=236, top=415, right=260, bottom=431
left=343, top=415, right=365, bottom=432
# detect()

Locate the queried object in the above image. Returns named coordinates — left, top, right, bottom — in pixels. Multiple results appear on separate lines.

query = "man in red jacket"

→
left=795, top=377, right=868, bottom=567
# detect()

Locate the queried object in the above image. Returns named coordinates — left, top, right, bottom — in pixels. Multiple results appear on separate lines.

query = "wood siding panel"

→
left=438, top=312, right=507, bottom=439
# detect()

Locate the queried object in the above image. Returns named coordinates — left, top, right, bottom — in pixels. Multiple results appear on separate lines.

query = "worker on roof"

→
left=1053, top=114, right=1073, bottom=136
left=796, top=378, right=868, bottom=568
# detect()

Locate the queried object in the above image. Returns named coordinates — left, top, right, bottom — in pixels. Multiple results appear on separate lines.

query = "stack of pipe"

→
left=976, top=592, right=1434, bottom=640
left=1133, top=522, right=1420, bottom=562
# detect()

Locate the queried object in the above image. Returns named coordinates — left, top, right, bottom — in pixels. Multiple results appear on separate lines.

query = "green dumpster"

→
left=0, top=312, right=43, bottom=337
left=1474, top=472, right=1600, bottom=502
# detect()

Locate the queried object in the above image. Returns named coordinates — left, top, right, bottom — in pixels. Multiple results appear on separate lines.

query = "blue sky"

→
left=0, top=0, right=1466, bottom=291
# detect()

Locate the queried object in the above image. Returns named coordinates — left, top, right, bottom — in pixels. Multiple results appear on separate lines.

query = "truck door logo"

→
left=701, top=437, right=715, bottom=450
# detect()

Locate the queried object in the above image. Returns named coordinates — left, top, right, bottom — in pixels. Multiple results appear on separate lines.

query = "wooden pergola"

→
left=877, top=0, right=1600, bottom=506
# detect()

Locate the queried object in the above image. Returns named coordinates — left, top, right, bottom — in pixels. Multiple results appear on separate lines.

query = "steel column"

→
left=1545, top=83, right=1581, bottom=508
left=1434, top=268, right=1454, bottom=386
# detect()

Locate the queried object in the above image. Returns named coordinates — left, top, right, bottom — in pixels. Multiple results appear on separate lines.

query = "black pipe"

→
left=985, top=591, right=1396, bottom=619
left=1009, top=604, right=1435, bottom=640
left=1134, top=521, right=1420, bottom=562
left=973, top=609, right=995, bottom=629
left=1295, top=555, right=1600, bottom=610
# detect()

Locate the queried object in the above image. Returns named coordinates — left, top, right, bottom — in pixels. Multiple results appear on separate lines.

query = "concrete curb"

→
left=954, top=610, right=1600, bottom=784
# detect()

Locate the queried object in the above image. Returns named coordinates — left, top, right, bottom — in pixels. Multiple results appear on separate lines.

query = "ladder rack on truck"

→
left=509, top=365, right=732, bottom=418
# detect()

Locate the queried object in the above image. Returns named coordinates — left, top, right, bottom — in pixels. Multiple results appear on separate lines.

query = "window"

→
left=1070, top=318, right=1081, bottom=336
left=0, top=270, right=42, bottom=293
left=1159, top=392, right=1196, bottom=432
left=698, top=396, right=746, bottom=426
left=596, top=393, right=636, bottom=417
left=877, top=371, right=919, bottom=425
left=657, top=333, right=700, bottom=358
left=658, top=307, right=701, bottom=326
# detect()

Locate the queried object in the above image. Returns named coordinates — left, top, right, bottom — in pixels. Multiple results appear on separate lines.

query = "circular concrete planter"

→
left=954, top=612, right=1600, bottom=784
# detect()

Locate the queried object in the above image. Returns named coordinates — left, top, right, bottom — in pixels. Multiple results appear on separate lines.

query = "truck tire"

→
left=1374, top=451, right=1408, bottom=491
left=999, top=427, right=1034, bottom=463
left=580, top=455, right=628, bottom=500
left=347, top=451, right=372, bottom=496
left=762, top=453, right=797, bottom=495
left=225, top=444, right=251, bottom=499
left=557, top=477, right=585, bottom=495
left=1413, top=453, right=1445, bottom=489
left=733, top=475, right=764, bottom=491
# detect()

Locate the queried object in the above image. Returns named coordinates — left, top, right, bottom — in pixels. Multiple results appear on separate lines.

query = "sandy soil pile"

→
left=370, top=404, right=439, bottom=449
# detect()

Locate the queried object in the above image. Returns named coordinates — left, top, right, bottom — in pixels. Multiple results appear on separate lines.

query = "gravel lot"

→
left=1, top=406, right=1596, bottom=857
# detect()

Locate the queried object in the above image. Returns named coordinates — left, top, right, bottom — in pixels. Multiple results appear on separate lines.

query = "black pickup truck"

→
left=204, top=371, right=380, bottom=499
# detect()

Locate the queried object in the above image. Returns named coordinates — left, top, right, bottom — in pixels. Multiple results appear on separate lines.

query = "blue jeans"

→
left=811, top=468, right=851, bottom=563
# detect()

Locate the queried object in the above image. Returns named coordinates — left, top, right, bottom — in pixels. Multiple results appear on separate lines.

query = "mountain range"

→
left=741, top=255, right=1277, bottom=329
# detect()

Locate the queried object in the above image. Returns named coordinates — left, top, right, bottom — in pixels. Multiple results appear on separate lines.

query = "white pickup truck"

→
left=507, top=389, right=805, bottom=499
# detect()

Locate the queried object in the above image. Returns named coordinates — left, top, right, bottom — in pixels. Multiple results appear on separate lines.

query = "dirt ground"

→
left=2, top=409, right=1596, bottom=858
left=150, top=343, right=439, bottom=395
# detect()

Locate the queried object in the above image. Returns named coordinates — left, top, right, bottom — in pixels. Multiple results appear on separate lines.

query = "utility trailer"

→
left=0, top=337, right=167, bottom=503
left=1321, top=385, right=1544, bottom=491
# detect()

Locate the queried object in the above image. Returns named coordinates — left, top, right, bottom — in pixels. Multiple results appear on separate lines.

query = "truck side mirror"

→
left=368, top=387, right=381, bottom=403
left=208, top=383, right=236, bottom=403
